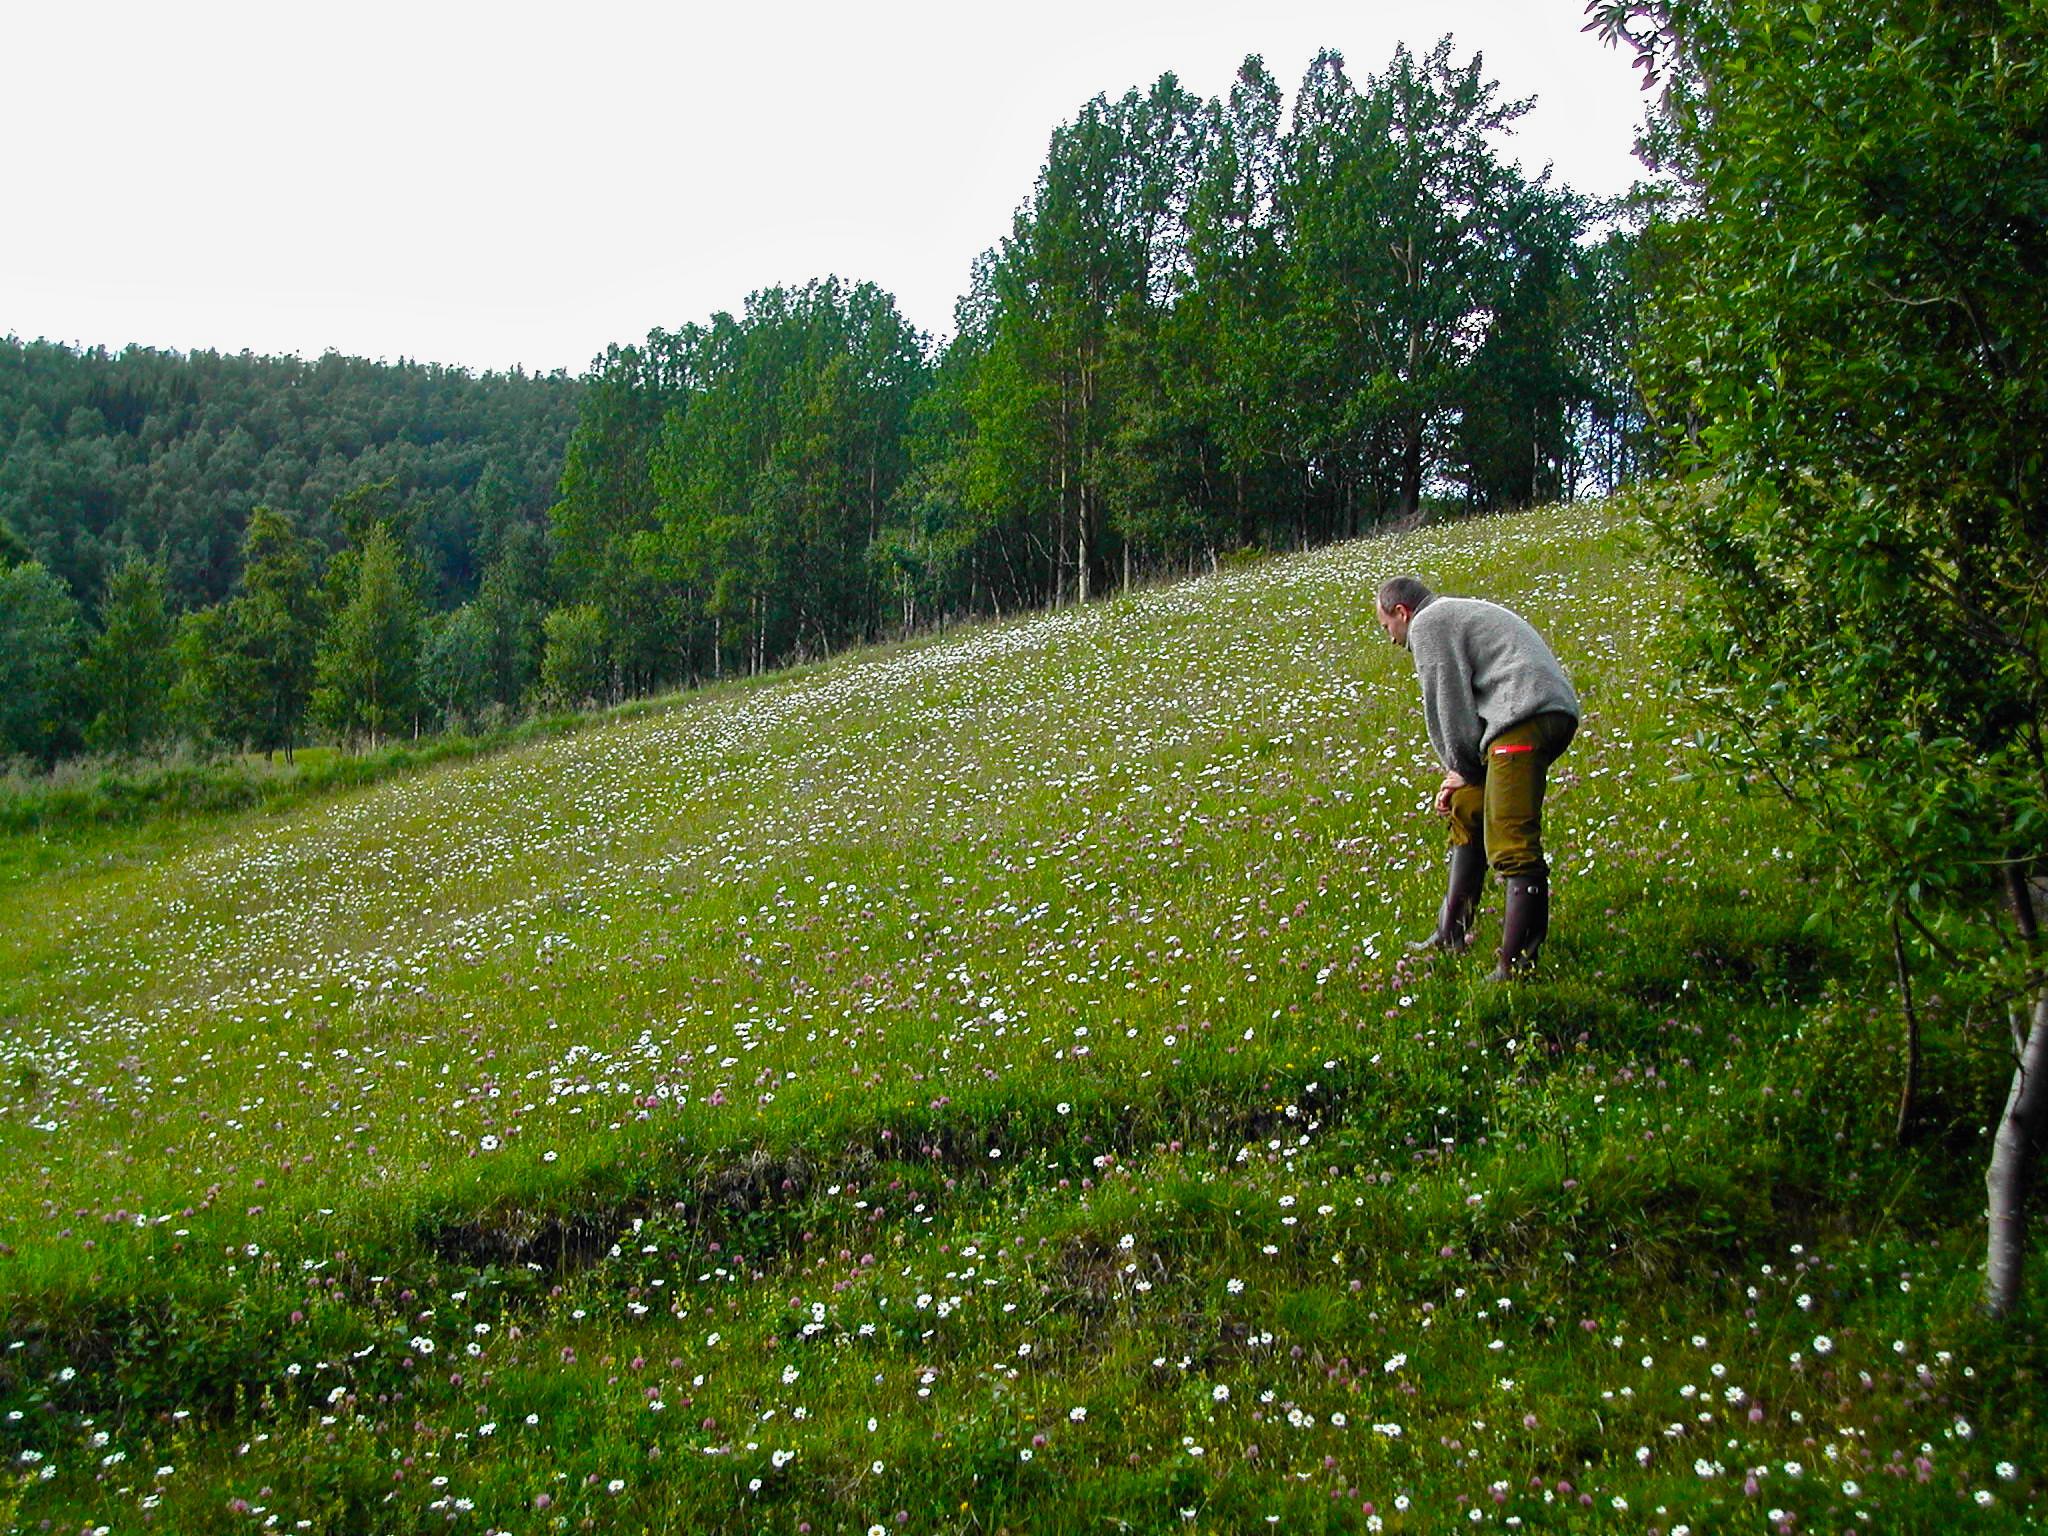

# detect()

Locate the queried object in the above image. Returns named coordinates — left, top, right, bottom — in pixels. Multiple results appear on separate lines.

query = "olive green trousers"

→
left=1446, top=711, right=1578, bottom=879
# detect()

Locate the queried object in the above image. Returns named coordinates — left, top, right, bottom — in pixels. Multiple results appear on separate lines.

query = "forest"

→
left=0, top=39, right=1642, bottom=768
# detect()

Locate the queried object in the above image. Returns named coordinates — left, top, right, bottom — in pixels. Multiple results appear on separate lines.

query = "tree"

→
left=420, top=601, right=495, bottom=731
left=83, top=556, right=176, bottom=760
left=1563, top=226, right=1651, bottom=496
left=473, top=550, right=544, bottom=714
left=0, top=559, right=83, bottom=766
left=1175, top=57, right=1297, bottom=549
left=169, top=605, right=234, bottom=756
left=330, top=476, right=416, bottom=551
left=552, top=332, right=700, bottom=693
left=1253, top=41, right=1583, bottom=527
left=879, top=340, right=1032, bottom=626
left=538, top=602, right=607, bottom=710
left=1594, top=0, right=2048, bottom=1316
left=226, top=507, right=323, bottom=762
left=1453, top=181, right=1592, bottom=511
left=649, top=280, right=928, bottom=679
left=312, top=522, right=422, bottom=749
left=1299, top=39, right=1539, bottom=518
left=978, top=75, right=1207, bottom=604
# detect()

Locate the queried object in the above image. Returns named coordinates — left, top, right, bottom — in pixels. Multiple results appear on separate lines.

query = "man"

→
left=1375, top=575, right=1580, bottom=980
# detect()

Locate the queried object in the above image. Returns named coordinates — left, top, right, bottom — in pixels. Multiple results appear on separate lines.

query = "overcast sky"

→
left=3, top=0, right=1649, bottom=377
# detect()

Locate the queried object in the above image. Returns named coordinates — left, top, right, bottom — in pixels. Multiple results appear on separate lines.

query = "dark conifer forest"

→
left=1, top=41, right=1644, bottom=769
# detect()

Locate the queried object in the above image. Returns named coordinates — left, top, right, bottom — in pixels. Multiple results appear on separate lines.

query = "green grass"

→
left=0, top=713, right=623, bottom=888
left=0, top=502, right=2040, bottom=1534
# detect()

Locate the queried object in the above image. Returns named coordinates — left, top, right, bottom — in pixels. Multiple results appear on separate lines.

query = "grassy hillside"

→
left=1, top=502, right=2038, bottom=1533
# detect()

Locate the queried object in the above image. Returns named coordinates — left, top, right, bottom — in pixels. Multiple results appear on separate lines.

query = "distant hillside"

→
left=0, top=337, right=580, bottom=610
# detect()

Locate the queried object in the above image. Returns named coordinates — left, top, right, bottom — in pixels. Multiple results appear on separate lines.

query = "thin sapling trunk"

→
left=1985, top=866, right=2046, bottom=1317
left=1985, top=985, right=2048, bottom=1316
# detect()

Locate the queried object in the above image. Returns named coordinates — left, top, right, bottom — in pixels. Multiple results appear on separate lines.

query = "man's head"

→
left=1375, top=575, right=1434, bottom=647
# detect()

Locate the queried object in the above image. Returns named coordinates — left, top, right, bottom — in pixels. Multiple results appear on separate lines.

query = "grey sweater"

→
left=1405, top=596, right=1580, bottom=781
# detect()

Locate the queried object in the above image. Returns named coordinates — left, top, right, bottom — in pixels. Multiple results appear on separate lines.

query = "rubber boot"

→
left=1407, top=839, right=1488, bottom=954
left=1487, top=875, right=1551, bottom=981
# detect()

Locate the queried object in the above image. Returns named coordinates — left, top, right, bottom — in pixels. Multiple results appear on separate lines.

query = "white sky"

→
left=2, top=0, right=1649, bottom=378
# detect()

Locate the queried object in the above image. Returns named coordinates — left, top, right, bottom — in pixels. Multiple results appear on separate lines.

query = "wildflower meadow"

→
left=2, top=502, right=2039, bottom=1533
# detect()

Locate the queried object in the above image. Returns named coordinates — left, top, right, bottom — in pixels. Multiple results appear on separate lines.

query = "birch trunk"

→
left=1891, top=910, right=1921, bottom=1144
left=1077, top=361, right=1092, bottom=607
left=1985, top=986, right=2048, bottom=1316
left=1055, top=365, right=1071, bottom=610
left=1987, top=866, right=2045, bottom=1316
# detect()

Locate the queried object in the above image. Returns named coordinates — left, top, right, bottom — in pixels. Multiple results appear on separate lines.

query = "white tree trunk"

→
left=1986, top=986, right=2048, bottom=1316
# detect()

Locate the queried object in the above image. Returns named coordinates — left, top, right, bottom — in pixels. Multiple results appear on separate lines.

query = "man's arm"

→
left=1414, top=640, right=1486, bottom=784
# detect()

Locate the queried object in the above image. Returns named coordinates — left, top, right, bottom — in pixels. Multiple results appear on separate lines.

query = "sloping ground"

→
left=1, top=503, right=2038, bottom=1533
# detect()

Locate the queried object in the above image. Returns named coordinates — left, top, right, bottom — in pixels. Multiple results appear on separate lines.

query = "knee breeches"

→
left=1446, top=711, right=1577, bottom=879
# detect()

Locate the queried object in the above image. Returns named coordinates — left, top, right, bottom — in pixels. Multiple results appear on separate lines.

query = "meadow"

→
left=2, top=502, right=2039, bottom=1534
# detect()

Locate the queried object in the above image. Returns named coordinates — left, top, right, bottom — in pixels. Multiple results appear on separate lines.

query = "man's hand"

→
left=1434, top=770, right=1468, bottom=816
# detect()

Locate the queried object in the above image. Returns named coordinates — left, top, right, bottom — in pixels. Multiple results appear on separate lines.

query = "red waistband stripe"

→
left=1492, top=743, right=1535, bottom=754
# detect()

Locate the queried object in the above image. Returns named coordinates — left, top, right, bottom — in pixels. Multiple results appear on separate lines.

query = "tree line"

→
left=553, top=42, right=1643, bottom=696
left=1, top=38, right=1647, bottom=767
